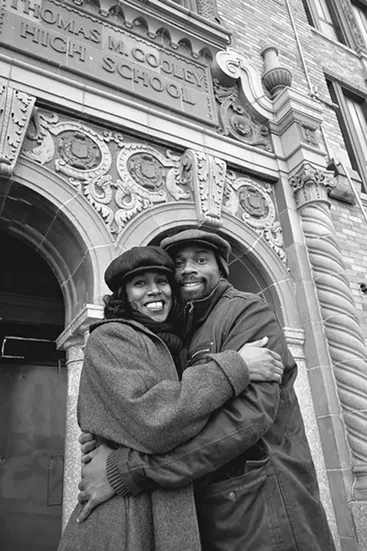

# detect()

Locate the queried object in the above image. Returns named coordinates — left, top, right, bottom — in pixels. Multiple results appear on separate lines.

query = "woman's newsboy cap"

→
left=105, top=246, right=175, bottom=292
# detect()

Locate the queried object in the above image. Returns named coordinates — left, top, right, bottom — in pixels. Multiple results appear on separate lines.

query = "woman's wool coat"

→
left=58, top=318, right=250, bottom=551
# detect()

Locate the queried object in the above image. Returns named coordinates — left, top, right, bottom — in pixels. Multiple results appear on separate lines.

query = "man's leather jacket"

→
left=107, top=280, right=336, bottom=550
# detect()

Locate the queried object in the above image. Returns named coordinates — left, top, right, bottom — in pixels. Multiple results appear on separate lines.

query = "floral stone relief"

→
left=22, top=109, right=190, bottom=235
left=223, top=172, right=286, bottom=263
left=213, top=80, right=273, bottom=151
left=21, top=109, right=285, bottom=265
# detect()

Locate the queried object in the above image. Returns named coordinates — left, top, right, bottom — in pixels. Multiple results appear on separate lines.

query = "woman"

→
left=58, top=246, right=281, bottom=551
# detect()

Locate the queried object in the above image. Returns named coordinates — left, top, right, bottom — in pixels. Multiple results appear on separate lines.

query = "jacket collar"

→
left=183, top=279, right=231, bottom=338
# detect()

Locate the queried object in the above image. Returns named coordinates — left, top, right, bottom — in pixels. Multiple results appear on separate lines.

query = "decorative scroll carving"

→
left=213, top=81, right=273, bottom=151
left=22, top=112, right=189, bottom=235
left=290, top=162, right=367, bottom=500
left=212, top=49, right=274, bottom=124
left=25, top=109, right=58, bottom=165
left=180, top=149, right=226, bottom=228
left=0, top=84, right=35, bottom=176
left=224, top=172, right=286, bottom=263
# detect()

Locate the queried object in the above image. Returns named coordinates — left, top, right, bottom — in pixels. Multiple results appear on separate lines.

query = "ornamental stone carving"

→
left=224, top=172, right=286, bottom=263
left=261, top=45, right=293, bottom=98
left=180, top=149, right=226, bottom=228
left=22, top=110, right=191, bottom=234
left=340, top=0, right=366, bottom=52
left=290, top=163, right=336, bottom=207
left=211, top=49, right=274, bottom=128
left=21, top=109, right=285, bottom=266
left=0, top=83, right=35, bottom=176
left=196, top=0, right=219, bottom=21
left=115, top=144, right=187, bottom=231
left=213, top=81, right=273, bottom=151
left=290, top=162, right=367, bottom=500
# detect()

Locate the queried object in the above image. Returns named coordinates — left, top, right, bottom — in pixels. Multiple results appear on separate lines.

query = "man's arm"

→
left=81, top=322, right=254, bottom=454
left=77, top=297, right=293, bottom=522
left=77, top=375, right=282, bottom=522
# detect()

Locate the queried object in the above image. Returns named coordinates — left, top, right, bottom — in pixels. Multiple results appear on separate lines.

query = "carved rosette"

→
left=180, top=149, right=226, bottom=228
left=22, top=111, right=192, bottom=235
left=213, top=81, right=272, bottom=151
left=224, top=172, right=286, bottom=263
left=115, top=144, right=188, bottom=232
left=290, top=162, right=367, bottom=499
left=0, top=84, right=35, bottom=176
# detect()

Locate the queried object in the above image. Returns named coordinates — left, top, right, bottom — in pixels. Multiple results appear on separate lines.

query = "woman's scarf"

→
left=129, top=310, right=186, bottom=377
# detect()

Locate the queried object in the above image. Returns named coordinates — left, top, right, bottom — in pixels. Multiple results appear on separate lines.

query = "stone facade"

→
left=1, top=0, right=367, bottom=550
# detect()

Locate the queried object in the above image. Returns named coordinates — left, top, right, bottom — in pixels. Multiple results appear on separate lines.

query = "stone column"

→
left=290, top=162, right=367, bottom=501
left=285, top=327, right=340, bottom=550
left=56, top=304, right=104, bottom=527
left=60, top=336, right=85, bottom=527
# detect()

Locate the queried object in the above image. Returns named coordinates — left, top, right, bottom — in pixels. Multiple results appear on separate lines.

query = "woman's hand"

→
left=238, top=336, right=284, bottom=383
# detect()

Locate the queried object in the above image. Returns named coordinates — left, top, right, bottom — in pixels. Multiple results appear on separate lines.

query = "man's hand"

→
left=239, top=336, right=284, bottom=383
left=79, top=432, right=97, bottom=464
left=77, top=444, right=115, bottom=523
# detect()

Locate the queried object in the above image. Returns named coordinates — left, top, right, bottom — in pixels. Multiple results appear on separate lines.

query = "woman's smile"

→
left=126, top=271, right=173, bottom=322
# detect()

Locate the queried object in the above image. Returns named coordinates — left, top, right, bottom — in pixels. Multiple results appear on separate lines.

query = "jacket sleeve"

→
left=106, top=381, right=280, bottom=495
left=79, top=322, right=250, bottom=454
left=105, top=298, right=296, bottom=493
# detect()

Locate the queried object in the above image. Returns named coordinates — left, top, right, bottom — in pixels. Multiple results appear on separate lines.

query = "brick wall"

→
left=216, top=0, right=367, bottom=338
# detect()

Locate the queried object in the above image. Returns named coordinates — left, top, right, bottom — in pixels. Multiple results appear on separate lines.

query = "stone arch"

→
left=117, top=203, right=300, bottom=329
left=4, top=158, right=116, bottom=324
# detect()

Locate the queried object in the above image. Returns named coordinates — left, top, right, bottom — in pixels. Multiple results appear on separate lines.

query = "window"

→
left=351, top=0, right=367, bottom=46
left=327, top=80, right=367, bottom=192
left=302, top=0, right=346, bottom=43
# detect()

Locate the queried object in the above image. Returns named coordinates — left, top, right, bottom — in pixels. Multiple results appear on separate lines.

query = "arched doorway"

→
left=0, top=232, right=66, bottom=551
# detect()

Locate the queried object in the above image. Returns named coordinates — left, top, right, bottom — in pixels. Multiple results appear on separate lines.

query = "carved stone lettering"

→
left=0, top=0, right=217, bottom=125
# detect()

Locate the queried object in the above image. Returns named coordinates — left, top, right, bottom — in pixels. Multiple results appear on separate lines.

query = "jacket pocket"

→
left=195, top=458, right=297, bottom=551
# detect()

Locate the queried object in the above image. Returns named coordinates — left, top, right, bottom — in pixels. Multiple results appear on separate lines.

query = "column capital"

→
left=56, top=303, right=104, bottom=352
left=289, top=163, right=336, bottom=209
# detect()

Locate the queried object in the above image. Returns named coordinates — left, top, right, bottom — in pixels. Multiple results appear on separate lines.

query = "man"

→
left=77, top=229, right=335, bottom=550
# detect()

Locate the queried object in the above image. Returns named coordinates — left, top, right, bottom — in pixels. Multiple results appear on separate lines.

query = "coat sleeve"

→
left=106, top=381, right=279, bottom=495
left=105, top=298, right=296, bottom=493
left=78, top=322, right=251, bottom=454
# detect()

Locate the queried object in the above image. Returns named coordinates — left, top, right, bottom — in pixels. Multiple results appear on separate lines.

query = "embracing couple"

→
left=58, top=229, right=335, bottom=551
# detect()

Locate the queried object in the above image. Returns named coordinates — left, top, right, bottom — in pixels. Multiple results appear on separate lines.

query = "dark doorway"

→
left=0, top=233, right=66, bottom=551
